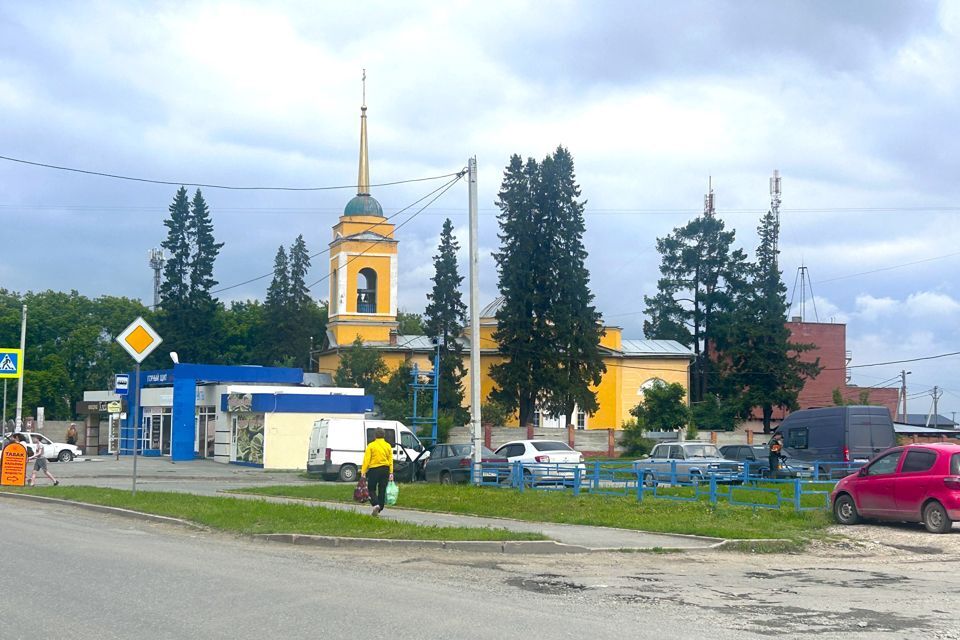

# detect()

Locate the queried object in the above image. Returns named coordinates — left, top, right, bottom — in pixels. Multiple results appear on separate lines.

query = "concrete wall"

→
left=263, top=412, right=366, bottom=470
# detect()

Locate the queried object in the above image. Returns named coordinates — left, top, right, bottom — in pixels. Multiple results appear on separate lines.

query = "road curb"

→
left=253, top=533, right=595, bottom=554
left=0, top=491, right=207, bottom=530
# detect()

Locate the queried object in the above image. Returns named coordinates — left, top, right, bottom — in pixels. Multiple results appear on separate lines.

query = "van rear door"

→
left=307, top=420, right=329, bottom=465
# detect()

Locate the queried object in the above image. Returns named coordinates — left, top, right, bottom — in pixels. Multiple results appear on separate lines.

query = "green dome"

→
left=344, top=194, right=383, bottom=217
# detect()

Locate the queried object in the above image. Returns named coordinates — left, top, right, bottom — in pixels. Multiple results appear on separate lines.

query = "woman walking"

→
left=361, top=428, right=393, bottom=516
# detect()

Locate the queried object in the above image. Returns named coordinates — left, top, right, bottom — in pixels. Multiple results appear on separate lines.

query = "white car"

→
left=494, top=439, right=586, bottom=483
left=4, top=432, right=83, bottom=462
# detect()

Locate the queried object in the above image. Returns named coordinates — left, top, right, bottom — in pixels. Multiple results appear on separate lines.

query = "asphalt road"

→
left=4, top=499, right=960, bottom=640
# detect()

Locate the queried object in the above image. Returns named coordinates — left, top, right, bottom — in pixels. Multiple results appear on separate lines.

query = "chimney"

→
left=389, top=330, right=397, bottom=346
left=790, top=316, right=801, bottom=322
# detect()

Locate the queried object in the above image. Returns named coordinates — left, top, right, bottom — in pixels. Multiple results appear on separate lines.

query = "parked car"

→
left=831, top=443, right=960, bottom=533
left=772, top=406, right=895, bottom=473
left=719, top=444, right=814, bottom=478
left=638, top=442, right=743, bottom=486
left=3, top=432, right=82, bottom=462
left=494, top=440, right=586, bottom=483
left=422, top=444, right=505, bottom=484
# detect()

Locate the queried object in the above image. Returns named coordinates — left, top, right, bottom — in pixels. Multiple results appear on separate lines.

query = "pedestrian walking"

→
left=66, top=423, right=78, bottom=445
left=360, top=428, right=393, bottom=516
left=768, top=432, right=784, bottom=478
left=28, top=434, right=59, bottom=487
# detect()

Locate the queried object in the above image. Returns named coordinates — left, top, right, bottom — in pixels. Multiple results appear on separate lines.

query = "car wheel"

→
left=338, top=464, right=358, bottom=483
left=440, top=471, right=452, bottom=485
left=643, top=472, right=657, bottom=488
left=922, top=501, right=952, bottom=534
left=58, top=450, right=74, bottom=462
left=833, top=494, right=861, bottom=525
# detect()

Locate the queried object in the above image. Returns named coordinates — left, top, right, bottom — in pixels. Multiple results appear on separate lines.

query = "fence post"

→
left=607, top=428, right=615, bottom=457
left=794, top=477, right=802, bottom=512
left=670, top=460, right=677, bottom=485
left=746, top=430, right=754, bottom=445
left=710, top=431, right=718, bottom=444
left=484, top=423, right=492, bottom=449
left=516, top=461, right=524, bottom=493
left=593, top=460, right=600, bottom=490
left=636, top=466, right=644, bottom=503
left=526, top=423, right=534, bottom=440
left=709, top=473, right=717, bottom=504
left=568, top=425, right=575, bottom=449
left=573, top=466, right=581, bottom=497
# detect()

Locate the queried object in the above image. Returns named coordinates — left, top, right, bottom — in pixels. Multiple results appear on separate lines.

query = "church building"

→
left=316, top=94, right=693, bottom=430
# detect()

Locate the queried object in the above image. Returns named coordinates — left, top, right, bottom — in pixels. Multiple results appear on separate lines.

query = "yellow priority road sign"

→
left=0, top=348, right=22, bottom=379
left=116, top=317, right=163, bottom=363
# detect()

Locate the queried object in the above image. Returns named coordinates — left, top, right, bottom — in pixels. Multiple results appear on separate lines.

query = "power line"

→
left=0, top=154, right=461, bottom=191
left=812, top=251, right=960, bottom=285
left=305, top=172, right=466, bottom=292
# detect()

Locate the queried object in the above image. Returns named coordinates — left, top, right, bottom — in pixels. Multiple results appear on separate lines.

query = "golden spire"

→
left=357, top=69, right=370, bottom=196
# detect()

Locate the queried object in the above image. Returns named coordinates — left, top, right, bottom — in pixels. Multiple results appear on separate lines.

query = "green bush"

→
left=620, top=419, right=656, bottom=457
left=481, top=400, right=510, bottom=427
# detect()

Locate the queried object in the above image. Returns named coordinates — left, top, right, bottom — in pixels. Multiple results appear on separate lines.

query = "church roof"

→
left=343, top=194, right=384, bottom=217
left=620, top=339, right=693, bottom=357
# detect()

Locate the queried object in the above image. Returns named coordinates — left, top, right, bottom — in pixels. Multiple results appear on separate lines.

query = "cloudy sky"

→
left=1, top=1, right=958, bottom=419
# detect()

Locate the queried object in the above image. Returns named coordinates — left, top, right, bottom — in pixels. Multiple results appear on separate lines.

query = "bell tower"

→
left=327, top=71, right=399, bottom=346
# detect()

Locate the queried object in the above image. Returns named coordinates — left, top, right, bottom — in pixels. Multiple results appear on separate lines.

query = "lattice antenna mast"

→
left=770, top=169, right=782, bottom=269
left=703, top=176, right=715, bottom=217
left=148, top=248, right=166, bottom=309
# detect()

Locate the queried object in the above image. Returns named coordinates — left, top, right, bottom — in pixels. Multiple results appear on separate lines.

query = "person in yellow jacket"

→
left=361, top=428, right=394, bottom=516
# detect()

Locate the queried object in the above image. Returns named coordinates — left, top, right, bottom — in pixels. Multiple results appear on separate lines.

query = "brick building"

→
left=782, top=319, right=898, bottom=419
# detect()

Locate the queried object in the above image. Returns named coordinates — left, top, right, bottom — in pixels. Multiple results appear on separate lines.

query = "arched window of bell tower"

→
left=357, top=268, right=377, bottom=313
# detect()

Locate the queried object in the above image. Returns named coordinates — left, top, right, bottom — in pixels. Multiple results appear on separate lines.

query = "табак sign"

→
left=1, top=442, right=27, bottom=486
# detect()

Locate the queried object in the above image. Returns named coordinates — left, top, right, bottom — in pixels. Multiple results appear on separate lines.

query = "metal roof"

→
left=900, top=413, right=958, bottom=428
left=620, top=339, right=693, bottom=357
left=894, top=422, right=960, bottom=434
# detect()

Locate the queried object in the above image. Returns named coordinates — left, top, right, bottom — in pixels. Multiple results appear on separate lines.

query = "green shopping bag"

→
left=386, top=480, right=399, bottom=506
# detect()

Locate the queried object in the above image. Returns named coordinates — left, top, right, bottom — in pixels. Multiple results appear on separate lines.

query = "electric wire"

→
left=0, top=154, right=461, bottom=191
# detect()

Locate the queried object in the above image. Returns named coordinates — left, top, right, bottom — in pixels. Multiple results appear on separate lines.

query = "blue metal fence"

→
left=469, top=459, right=866, bottom=512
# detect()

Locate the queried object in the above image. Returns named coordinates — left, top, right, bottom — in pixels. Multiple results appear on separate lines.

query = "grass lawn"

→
left=0, top=486, right=544, bottom=541
left=234, top=483, right=834, bottom=541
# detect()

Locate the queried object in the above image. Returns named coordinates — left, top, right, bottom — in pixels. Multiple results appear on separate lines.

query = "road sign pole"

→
left=15, top=305, right=26, bottom=428
left=2, top=379, right=6, bottom=424
left=132, top=363, right=139, bottom=496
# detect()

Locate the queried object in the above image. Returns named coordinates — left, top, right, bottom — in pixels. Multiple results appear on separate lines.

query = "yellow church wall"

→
left=334, top=217, right=396, bottom=239
left=263, top=411, right=366, bottom=470
left=589, top=356, right=624, bottom=429
left=329, top=322, right=393, bottom=345
left=599, top=326, right=622, bottom=351
left=617, top=357, right=691, bottom=424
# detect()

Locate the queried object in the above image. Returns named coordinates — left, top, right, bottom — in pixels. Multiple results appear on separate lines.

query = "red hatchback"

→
left=832, top=443, right=960, bottom=533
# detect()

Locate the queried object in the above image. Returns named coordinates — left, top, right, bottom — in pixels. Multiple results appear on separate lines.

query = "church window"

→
left=357, top=268, right=377, bottom=313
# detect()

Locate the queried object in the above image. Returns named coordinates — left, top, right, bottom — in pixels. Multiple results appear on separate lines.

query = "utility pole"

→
left=467, top=157, right=482, bottom=484
left=15, top=304, right=26, bottom=429
left=149, top=248, right=165, bottom=309
left=899, top=370, right=910, bottom=422
left=933, top=386, right=941, bottom=428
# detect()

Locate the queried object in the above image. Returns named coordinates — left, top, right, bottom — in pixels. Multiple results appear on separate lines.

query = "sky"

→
left=1, top=1, right=958, bottom=420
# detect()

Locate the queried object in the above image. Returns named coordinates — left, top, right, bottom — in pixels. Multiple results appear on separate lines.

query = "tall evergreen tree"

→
left=538, top=147, right=606, bottom=427
left=424, top=218, right=469, bottom=425
left=719, top=210, right=821, bottom=431
left=288, top=234, right=311, bottom=312
left=186, top=189, right=224, bottom=362
left=489, top=155, right=547, bottom=427
left=643, top=210, right=749, bottom=403
left=158, top=187, right=193, bottom=351
left=261, top=245, right=290, bottom=365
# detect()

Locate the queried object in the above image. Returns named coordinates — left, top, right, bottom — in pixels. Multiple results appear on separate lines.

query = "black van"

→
left=772, top=406, right=895, bottom=468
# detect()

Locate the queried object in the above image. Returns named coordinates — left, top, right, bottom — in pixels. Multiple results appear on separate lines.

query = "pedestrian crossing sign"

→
left=0, top=348, right=22, bottom=379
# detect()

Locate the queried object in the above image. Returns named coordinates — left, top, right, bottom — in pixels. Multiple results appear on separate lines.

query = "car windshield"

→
left=532, top=441, right=573, bottom=452
left=684, top=444, right=722, bottom=458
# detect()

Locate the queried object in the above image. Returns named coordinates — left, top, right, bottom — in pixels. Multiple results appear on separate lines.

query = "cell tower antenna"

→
left=770, top=169, right=781, bottom=269
left=704, top=176, right=715, bottom=217
left=148, top=248, right=166, bottom=309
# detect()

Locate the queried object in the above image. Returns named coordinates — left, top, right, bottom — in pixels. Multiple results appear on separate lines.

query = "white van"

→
left=307, top=418, right=425, bottom=482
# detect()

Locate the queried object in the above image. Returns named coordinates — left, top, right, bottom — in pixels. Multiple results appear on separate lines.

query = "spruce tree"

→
left=287, top=234, right=313, bottom=366
left=159, top=187, right=192, bottom=352
left=262, top=245, right=290, bottom=365
left=424, top=218, right=469, bottom=425
left=489, top=155, right=544, bottom=427
left=538, top=147, right=605, bottom=427
left=719, top=210, right=820, bottom=431
left=186, top=189, right=224, bottom=362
